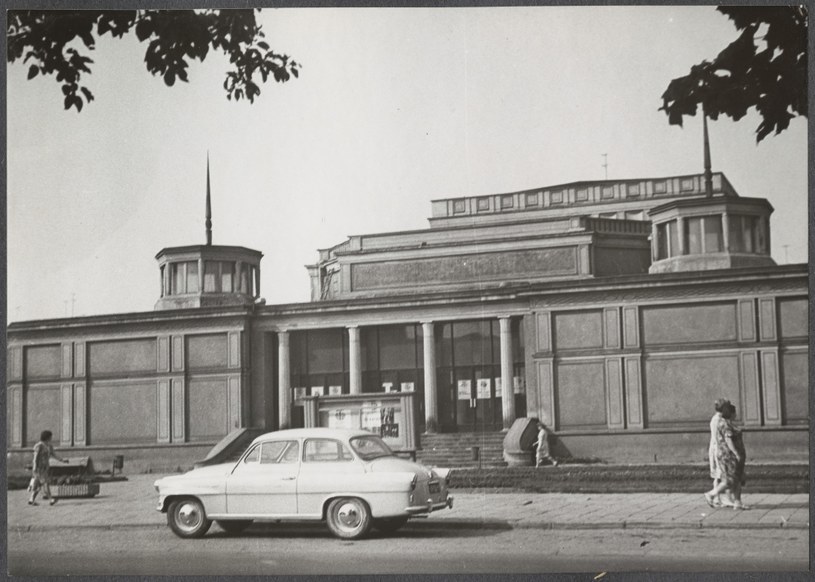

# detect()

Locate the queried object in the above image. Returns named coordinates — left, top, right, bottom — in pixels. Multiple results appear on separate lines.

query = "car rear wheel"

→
left=216, top=520, right=252, bottom=535
left=326, top=497, right=372, bottom=540
left=168, top=498, right=212, bottom=539
left=372, top=516, right=408, bottom=534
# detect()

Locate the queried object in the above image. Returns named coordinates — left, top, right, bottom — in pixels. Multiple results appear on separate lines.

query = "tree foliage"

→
left=660, top=6, right=807, bottom=142
left=7, top=9, right=300, bottom=112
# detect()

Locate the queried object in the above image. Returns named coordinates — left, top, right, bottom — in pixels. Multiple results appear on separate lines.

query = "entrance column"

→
left=421, top=321, right=438, bottom=433
left=277, top=330, right=292, bottom=430
left=499, top=316, right=516, bottom=430
left=348, top=326, right=362, bottom=395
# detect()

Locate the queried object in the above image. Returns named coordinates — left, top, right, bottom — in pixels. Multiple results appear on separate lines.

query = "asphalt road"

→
left=8, top=521, right=809, bottom=576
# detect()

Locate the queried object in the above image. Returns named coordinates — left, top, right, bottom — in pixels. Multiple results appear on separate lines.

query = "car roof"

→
left=250, top=427, right=376, bottom=444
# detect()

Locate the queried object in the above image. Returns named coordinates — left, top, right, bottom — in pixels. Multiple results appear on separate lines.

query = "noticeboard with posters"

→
left=309, top=392, right=417, bottom=452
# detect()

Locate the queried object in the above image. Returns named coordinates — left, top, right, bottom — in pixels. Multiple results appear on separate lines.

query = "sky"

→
left=6, top=6, right=809, bottom=322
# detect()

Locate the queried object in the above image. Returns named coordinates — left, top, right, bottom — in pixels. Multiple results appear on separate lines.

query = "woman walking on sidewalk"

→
left=704, top=402, right=748, bottom=510
left=707, top=398, right=728, bottom=507
left=28, top=430, right=69, bottom=506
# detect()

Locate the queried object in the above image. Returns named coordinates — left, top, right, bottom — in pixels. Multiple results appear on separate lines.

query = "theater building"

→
left=7, top=169, right=808, bottom=470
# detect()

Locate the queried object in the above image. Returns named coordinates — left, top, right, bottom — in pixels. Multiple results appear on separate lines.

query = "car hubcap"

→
left=177, top=502, right=201, bottom=530
left=336, top=501, right=361, bottom=530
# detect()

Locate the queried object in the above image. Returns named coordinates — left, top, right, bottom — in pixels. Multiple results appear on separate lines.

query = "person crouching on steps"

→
left=534, top=422, right=558, bottom=467
left=28, top=430, right=69, bottom=506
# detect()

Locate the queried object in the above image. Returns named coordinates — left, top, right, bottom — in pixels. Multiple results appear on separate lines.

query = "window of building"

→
left=601, top=187, right=614, bottom=200
left=729, top=215, right=760, bottom=253
left=654, top=181, right=668, bottom=194
left=170, top=261, right=199, bottom=294
left=159, top=265, right=165, bottom=297
left=685, top=215, right=723, bottom=255
left=204, top=261, right=235, bottom=293
left=525, top=192, right=539, bottom=206
left=477, top=197, right=490, bottom=211
left=500, top=195, right=514, bottom=209
left=452, top=199, right=466, bottom=214
left=576, top=188, right=589, bottom=202
left=551, top=191, right=563, bottom=204
left=627, top=183, right=640, bottom=197
left=656, top=220, right=678, bottom=260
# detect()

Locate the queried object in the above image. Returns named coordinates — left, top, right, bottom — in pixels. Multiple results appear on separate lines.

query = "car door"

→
left=296, top=438, right=365, bottom=517
left=226, top=439, right=300, bottom=517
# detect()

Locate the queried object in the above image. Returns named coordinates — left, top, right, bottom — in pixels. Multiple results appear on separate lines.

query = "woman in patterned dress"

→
left=704, top=402, right=747, bottom=510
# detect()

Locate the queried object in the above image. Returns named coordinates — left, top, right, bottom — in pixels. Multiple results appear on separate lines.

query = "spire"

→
left=703, top=111, right=713, bottom=197
left=205, top=152, right=212, bottom=245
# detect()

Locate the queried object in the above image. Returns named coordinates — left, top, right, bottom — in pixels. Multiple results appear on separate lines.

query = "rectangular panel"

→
left=604, top=308, right=620, bottom=349
left=554, top=310, right=603, bottom=350
left=535, top=359, right=555, bottom=429
left=778, top=297, right=808, bottom=339
left=623, top=306, right=639, bottom=348
left=644, top=355, right=740, bottom=425
left=172, top=335, right=184, bottom=371
left=641, top=303, right=737, bottom=345
left=555, top=361, right=606, bottom=430
left=624, top=357, right=643, bottom=428
left=228, top=376, right=241, bottom=431
left=605, top=358, right=624, bottom=428
left=74, top=342, right=86, bottom=378
left=228, top=331, right=241, bottom=368
left=62, top=344, right=73, bottom=378
left=9, top=346, right=23, bottom=381
left=351, top=247, right=578, bottom=291
left=88, top=339, right=157, bottom=375
left=737, top=299, right=756, bottom=342
left=158, top=379, right=171, bottom=442
left=740, top=352, right=761, bottom=424
left=758, top=298, right=776, bottom=341
left=187, top=333, right=228, bottom=369
left=90, top=381, right=157, bottom=444
left=25, top=345, right=61, bottom=378
left=781, top=350, right=808, bottom=424
left=74, top=383, right=86, bottom=445
left=26, top=385, right=61, bottom=445
left=761, top=350, right=781, bottom=425
left=536, top=312, right=552, bottom=353
left=61, top=384, right=73, bottom=446
left=10, top=387, right=23, bottom=447
left=158, top=336, right=170, bottom=373
left=188, top=378, right=229, bottom=440
left=172, top=378, right=186, bottom=441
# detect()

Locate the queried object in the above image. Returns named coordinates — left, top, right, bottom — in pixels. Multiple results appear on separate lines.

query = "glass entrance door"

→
left=444, top=365, right=502, bottom=432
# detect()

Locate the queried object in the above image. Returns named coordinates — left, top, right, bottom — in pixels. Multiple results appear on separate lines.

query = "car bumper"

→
left=405, top=495, right=453, bottom=515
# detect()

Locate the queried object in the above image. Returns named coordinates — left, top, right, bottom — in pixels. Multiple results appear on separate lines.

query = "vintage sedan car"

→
left=154, top=427, right=453, bottom=540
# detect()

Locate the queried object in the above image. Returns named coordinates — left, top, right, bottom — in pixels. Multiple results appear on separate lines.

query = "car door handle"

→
left=281, top=476, right=296, bottom=480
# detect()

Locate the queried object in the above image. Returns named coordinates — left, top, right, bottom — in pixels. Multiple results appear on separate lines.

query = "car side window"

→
left=260, top=441, right=300, bottom=464
left=304, top=439, right=353, bottom=463
left=243, top=444, right=260, bottom=464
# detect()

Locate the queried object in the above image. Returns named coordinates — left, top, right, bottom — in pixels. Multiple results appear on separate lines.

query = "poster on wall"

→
left=400, top=382, right=414, bottom=392
left=494, top=377, right=502, bottom=397
left=514, top=376, right=525, bottom=394
left=311, top=386, right=325, bottom=396
left=361, top=401, right=382, bottom=433
left=457, top=379, right=472, bottom=400
left=382, top=382, right=394, bottom=393
left=328, top=385, right=342, bottom=396
left=329, top=408, right=353, bottom=429
left=476, top=378, right=491, bottom=399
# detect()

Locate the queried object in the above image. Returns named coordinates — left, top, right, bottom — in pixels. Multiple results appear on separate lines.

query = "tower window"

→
left=204, top=261, right=235, bottom=293
left=170, top=261, right=199, bottom=294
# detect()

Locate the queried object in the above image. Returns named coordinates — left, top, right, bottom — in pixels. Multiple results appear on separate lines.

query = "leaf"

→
left=291, top=68, right=299, bottom=78
left=163, top=70, right=176, bottom=86
left=27, top=65, right=39, bottom=80
left=80, top=86, right=94, bottom=102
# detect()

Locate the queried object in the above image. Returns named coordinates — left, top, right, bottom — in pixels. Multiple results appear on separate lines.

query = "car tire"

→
left=167, top=498, right=212, bottom=539
left=216, top=520, right=253, bottom=535
left=326, top=497, right=372, bottom=540
left=372, top=516, right=409, bottom=534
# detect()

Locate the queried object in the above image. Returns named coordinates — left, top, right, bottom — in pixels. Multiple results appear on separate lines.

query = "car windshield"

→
left=349, top=435, right=394, bottom=461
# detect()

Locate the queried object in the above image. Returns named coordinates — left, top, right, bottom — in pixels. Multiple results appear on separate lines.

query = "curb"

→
left=9, top=518, right=808, bottom=534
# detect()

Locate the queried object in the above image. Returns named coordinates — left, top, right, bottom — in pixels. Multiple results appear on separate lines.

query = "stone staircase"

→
left=417, top=431, right=508, bottom=468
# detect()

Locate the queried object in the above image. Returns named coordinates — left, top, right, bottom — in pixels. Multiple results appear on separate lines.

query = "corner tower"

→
left=154, top=157, right=263, bottom=310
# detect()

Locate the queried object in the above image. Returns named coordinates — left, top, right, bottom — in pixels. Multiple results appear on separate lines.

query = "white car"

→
left=154, top=427, right=453, bottom=540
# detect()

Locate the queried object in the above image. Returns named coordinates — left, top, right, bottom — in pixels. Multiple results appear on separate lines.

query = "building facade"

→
left=7, top=171, right=808, bottom=469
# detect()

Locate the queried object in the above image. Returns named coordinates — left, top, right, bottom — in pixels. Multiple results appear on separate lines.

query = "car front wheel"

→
left=372, top=516, right=408, bottom=534
left=326, top=497, right=372, bottom=540
left=168, top=498, right=212, bottom=539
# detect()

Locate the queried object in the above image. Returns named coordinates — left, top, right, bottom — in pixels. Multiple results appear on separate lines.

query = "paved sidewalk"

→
left=7, top=474, right=809, bottom=532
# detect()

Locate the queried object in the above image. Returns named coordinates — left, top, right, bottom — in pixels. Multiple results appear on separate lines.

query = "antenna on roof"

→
left=602, top=153, right=608, bottom=180
left=703, top=110, right=713, bottom=197
left=206, top=152, right=213, bottom=245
